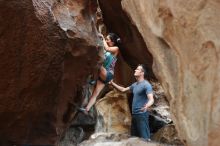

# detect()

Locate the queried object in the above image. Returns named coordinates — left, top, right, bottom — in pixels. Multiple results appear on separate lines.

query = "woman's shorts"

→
left=98, top=71, right=113, bottom=84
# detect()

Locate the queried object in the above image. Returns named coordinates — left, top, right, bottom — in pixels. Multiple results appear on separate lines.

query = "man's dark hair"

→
left=138, top=64, right=147, bottom=78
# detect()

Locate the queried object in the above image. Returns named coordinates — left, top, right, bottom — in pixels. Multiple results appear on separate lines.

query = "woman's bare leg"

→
left=99, top=66, right=107, bottom=80
left=85, top=80, right=105, bottom=111
left=85, top=66, right=107, bottom=111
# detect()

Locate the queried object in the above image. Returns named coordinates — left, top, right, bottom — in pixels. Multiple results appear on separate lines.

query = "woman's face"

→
left=106, top=35, right=114, bottom=47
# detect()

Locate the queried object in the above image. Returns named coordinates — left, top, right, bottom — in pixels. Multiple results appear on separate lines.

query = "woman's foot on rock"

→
left=78, top=107, right=89, bottom=115
left=89, top=80, right=96, bottom=85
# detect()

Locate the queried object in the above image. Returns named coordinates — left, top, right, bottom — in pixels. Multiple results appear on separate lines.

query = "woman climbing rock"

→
left=80, top=33, right=121, bottom=114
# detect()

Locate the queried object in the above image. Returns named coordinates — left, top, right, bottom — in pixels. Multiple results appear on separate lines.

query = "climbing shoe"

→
left=89, top=80, right=96, bottom=85
left=77, top=107, right=89, bottom=115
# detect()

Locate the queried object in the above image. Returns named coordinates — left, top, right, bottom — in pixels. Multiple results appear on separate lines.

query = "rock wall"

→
left=120, top=0, right=220, bottom=146
left=1, top=0, right=219, bottom=145
left=0, top=0, right=100, bottom=145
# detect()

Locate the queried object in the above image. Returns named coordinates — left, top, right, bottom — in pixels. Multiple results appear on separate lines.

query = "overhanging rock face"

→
left=0, top=0, right=100, bottom=145
left=121, top=0, right=220, bottom=146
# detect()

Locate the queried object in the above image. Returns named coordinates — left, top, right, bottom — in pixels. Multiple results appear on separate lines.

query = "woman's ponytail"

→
left=108, top=33, right=121, bottom=47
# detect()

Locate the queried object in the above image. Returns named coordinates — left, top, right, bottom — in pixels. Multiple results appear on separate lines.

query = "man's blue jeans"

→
left=131, top=112, right=150, bottom=139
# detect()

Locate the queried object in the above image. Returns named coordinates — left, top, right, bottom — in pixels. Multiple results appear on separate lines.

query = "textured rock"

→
left=95, top=90, right=131, bottom=134
left=0, top=0, right=100, bottom=145
left=121, top=0, right=220, bottom=146
left=150, top=82, right=172, bottom=125
left=152, top=124, right=183, bottom=146
left=58, top=126, right=84, bottom=146
left=79, top=132, right=164, bottom=146
left=149, top=82, right=172, bottom=134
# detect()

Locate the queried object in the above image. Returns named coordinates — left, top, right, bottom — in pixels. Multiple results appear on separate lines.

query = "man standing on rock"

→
left=110, top=64, right=154, bottom=140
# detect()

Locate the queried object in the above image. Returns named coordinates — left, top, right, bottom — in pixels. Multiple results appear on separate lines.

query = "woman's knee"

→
left=99, top=66, right=107, bottom=80
left=100, top=66, right=107, bottom=74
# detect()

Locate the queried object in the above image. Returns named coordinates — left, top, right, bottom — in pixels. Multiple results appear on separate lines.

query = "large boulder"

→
left=0, top=0, right=100, bottom=145
left=121, top=0, right=220, bottom=146
left=95, top=90, right=131, bottom=133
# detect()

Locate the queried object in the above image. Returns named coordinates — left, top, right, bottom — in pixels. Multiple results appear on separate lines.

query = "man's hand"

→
left=140, top=105, right=147, bottom=112
left=141, top=93, right=154, bottom=112
left=108, top=80, right=130, bottom=93
left=140, top=105, right=150, bottom=112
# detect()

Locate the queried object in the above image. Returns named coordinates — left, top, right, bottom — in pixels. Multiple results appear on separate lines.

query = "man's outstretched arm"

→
left=110, top=80, right=130, bottom=93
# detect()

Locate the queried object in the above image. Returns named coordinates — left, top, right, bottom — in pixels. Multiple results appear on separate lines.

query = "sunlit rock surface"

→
left=0, top=0, right=100, bottom=145
left=95, top=90, right=131, bottom=133
left=121, top=0, right=220, bottom=146
left=79, top=132, right=164, bottom=146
